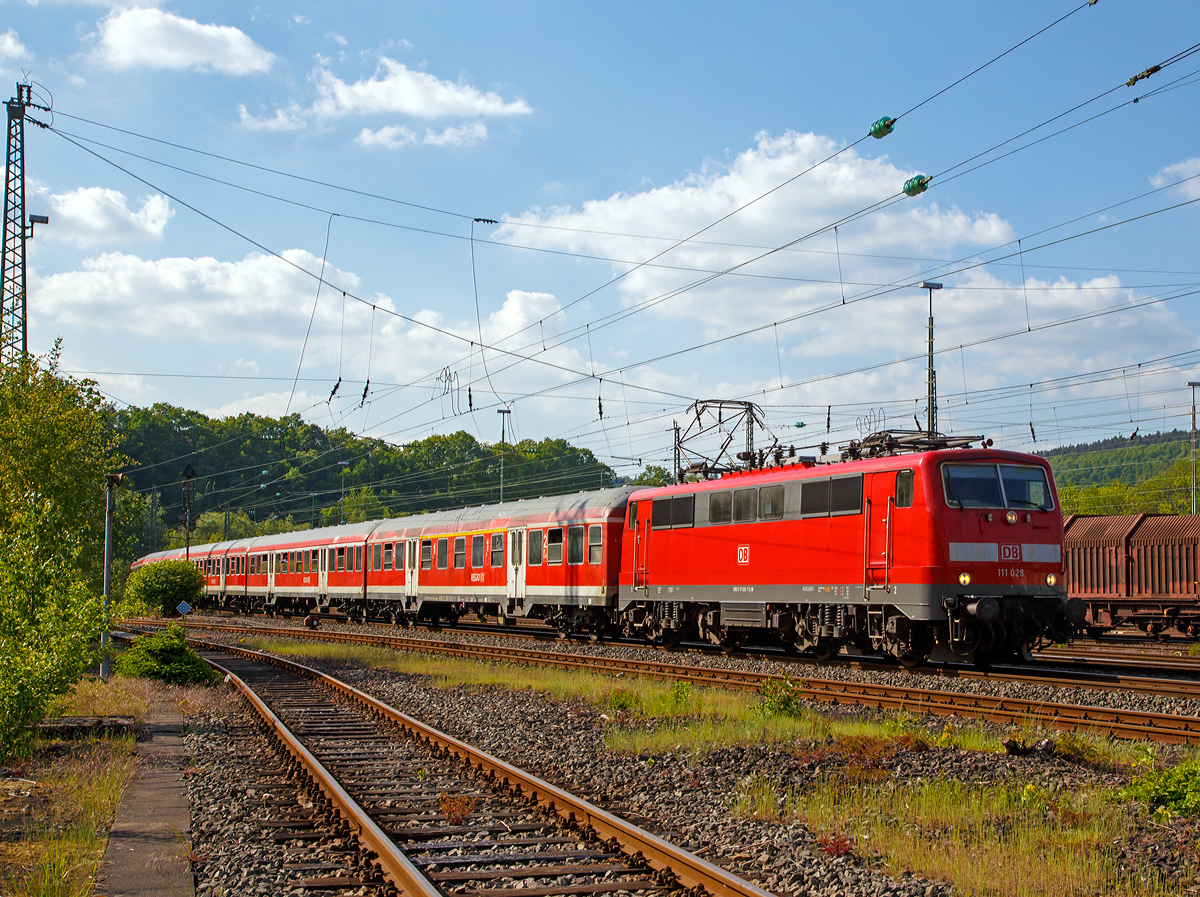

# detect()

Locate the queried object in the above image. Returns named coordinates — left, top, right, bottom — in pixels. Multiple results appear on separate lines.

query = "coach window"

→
left=512, top=532, right=523, bottom=566
left=333, top=547, right=343, bottom=572
left=437, top=538, right=449, bottom=569
left=588, top=525, right=603, bottom=564
left=547, top=528, right=564, bottom=565
left=491, top=533, right=504, bottom=567
left=733, top=489, right=757, bottom=523
left=355, top=546, right=363, bottom=572
left=896, top=470, right=915, bottom=508
left=709, top=491, right=732, bottom=524
left=759, top=485, right=785, bottom=520
left=454, top=536, right=467, bottom=569
left=420, top=539, right=433, bottom=570
left=383, top=543, right=393, bottom=571
left=567, top=525, right=586, bottom=564
left=830, top=475, right=863, bottom=515
left=529, top=530, right=544, bottom=566
left=472, top=534, right=486, bottom=568
left=311, top=550, right=319, bottom=572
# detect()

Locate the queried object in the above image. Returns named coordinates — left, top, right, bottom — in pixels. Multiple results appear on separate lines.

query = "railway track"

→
left=192, top=637, right=774, bottom=897
left=130, top=619, right=1200, bottom=744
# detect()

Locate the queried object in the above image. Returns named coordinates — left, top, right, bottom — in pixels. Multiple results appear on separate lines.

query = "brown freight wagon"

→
left=1064, top=513, right=1200, bottom=636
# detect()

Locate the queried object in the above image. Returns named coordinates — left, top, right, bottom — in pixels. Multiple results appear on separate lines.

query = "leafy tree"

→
left=629, top=465, right=675, bottom=487
left=0, top=347, right=118, bottom=751
left=123, top=559, right=204, bottom=616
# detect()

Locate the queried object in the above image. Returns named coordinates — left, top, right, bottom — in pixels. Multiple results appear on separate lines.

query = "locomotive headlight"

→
left=1045, top=573, right=1057, bottom=587
left=958, top=572, right=972, bottom=586
left=1005, top=510, right=1018, bottom=525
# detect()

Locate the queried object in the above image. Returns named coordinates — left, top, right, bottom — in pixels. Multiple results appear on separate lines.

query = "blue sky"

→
left=6, top=1, right=1200, bottom=475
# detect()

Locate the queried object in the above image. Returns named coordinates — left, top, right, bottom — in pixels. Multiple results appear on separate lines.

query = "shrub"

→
left=124, top=559, right=204, bottom=617
left=759, top=676, right=806, bottom=717
left=1123, top=754, right=1200, bottom=815
left=114, top=625, right=220, bottom=686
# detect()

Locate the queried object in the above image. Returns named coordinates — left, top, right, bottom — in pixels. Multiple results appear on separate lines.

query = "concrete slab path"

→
left=92, top=706, right=195, bottom=897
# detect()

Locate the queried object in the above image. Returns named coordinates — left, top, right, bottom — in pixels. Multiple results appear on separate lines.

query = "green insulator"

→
left=903, top=175, right=931, bottom=197
left=869, top=116, right=896, bottom=139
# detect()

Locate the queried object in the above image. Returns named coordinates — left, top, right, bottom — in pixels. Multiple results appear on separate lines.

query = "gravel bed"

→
left=186, top=693, right=385, bottom=897
left=195, top=613, right=1200, bottom=719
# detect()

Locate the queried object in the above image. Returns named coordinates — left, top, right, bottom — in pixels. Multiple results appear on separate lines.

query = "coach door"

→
left=405, top=539, right=419, bottom=599
left=506, top=528, right=526, bottom=602
left=864, top=472, right=895, bottom=594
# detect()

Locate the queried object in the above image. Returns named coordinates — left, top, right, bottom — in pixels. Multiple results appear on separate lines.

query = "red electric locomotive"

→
left=133, top=432, right=1083, bottom=664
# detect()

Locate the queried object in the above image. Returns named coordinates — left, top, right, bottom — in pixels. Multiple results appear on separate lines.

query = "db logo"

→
left=737, top=545, right=750, bottom=565
left=1000, top=544, right=1020, bottom=561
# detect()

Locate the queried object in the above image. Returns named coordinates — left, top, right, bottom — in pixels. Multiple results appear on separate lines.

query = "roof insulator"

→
left=869, top=116, right=896, bottom=139
left=903, top=175, right=931, bottom=197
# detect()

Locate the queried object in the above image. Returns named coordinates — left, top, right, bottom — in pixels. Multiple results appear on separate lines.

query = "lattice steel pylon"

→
left=1, top=83, right=50, bottom=367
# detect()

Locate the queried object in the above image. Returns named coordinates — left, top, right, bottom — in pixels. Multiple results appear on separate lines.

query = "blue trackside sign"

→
left=177, top=600, right=192, bottom=616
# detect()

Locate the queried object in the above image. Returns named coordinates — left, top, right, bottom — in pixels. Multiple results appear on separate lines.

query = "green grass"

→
left=784, top=776, right=1174, bottom=896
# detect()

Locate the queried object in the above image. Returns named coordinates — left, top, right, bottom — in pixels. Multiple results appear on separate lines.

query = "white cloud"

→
left=0, top=30, right=28, bottom=60
left=238, top=103, right=305, bottom=131
left=203, top=390, right=320, bottom=419
left=357, top=121, right=486, bottom=149
left=356, top=124, right=416, bottom=149
left=1151, top=157, right=1200, bottom=200
left=44, top=187, right=172, bottom=247
left=327, top=32, right=347, bottom=46
left=310, top=57, right=530, bottom=118
left=291, top=14, right=310, bottom=25
left=93, top=8, right=275, bottom=75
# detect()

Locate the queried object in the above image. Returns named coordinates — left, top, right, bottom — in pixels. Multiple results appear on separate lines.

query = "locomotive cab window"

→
left=896, top=470, right=914, bottom=508
left=528, top=530, right=544, bottom=566
left=420, top=539, right=433, bottom=570
left=628, top=501, right=637, bottom=529
left=588, top=525, right=603, bottom=564
left=472, top=534, right=486, bottom=568
left=709, top=491, right=732, bottom=524
left=437, top=538, right=449, bottom=569
left=942, top=463, right=1053, bottom=510
left=567, top=525, right=585, bottom=564
left=491, top=533, right=504, bottom=567
left=547, top=528, right=563, bottom=565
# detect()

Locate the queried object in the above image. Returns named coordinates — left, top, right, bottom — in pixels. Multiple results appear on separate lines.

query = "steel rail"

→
left=202, top=654, right=441, bottom=897
left=194, top=638, right=775, bottom=897
left=129, top=619, right=1200, bottom=744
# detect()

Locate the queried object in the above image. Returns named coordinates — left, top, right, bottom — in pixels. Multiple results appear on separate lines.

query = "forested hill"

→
left=114, top=404, right=631, bottom=548
left=1040, top=429, right=1192, bottom=489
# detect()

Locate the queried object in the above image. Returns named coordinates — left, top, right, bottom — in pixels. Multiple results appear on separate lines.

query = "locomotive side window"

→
left=830, top=475, right=863, bottom=515
left=896, top=470, right=914, bottom=508
left=942, top=464, right=1004, bottom=508
left=588, top=525, right=603, bottom=564
left=547, top=528, right=564, bottom=564
left=628, top=502, right=637, bottom=529
left=759, top=485, right=785, bottom=520
left=801, top=479, right=830, bottom=517
left=568, top=525, right=585, bottom=564
left=653, top=495, right=695, bottom=529
left=1000, top=465, right=1054, bottom=510
left=529, top=530, right=543, bottom=565
left=420, top=539, right=433, bottom=570
left=437, top=538, right=449, bottom=569
left=733, top=489, right=757, bottom=523
left=709, top=491, right=732, bottom=524
left=472, top=534, right=486, bottom=568
left=454, top=537, right=467, bottom=569
left=491, top=533, right=504, bottom=567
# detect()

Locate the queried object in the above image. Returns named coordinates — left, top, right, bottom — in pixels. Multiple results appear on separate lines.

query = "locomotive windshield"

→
left=942, top=463, right=1053, bottom=510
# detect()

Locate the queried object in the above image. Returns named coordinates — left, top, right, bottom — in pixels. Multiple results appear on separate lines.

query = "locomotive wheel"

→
left=898, top=649, right=929, bottom=670
left=811, top=645, right=836, bottom=663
